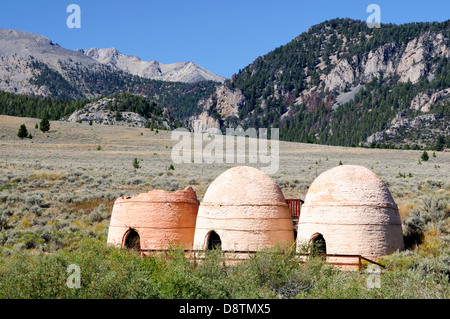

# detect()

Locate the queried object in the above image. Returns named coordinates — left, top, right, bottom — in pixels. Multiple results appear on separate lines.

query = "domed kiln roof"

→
left=115, top=186, right=199, bottom=205
left=202, top=166, right=286, bottom=206
left=304, top=165, right=397, bottom=209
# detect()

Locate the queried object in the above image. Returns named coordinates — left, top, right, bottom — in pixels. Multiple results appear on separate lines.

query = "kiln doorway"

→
left=311, top=233, right=326, bottom=256
left=124, top=228, right=141, bottom=250
left=207, top=231, right=222, bottom=250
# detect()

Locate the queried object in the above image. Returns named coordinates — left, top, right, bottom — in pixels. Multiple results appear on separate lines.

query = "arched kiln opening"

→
left=124, top=228, right=141, bottom=250
left=311, top=233, right=326, bottom=256
left=207, top=231, right=222, bottom=250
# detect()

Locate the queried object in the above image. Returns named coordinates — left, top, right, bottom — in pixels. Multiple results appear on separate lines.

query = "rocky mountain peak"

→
left=77, top=47, right=225, bottom=83
left=0, top=28, right=224, bottom=99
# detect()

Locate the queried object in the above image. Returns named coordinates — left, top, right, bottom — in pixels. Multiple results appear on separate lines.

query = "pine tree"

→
left=40, top=117, right=50, bottom=133
left=17, top=124, right=28, bottom=139
left=132, top=158, right=141, bottom=172
left=421, top=150, right=429, bottom=161
left=434, top=135, right=445, bottom=151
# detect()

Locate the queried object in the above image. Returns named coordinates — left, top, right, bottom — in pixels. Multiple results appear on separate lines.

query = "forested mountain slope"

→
left=1, top=20, right=449, bottom=149
left=202, top=19, right=450, bottom=149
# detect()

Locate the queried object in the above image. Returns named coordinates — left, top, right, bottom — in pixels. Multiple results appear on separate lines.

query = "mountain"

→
left=0, top=28, right=98, bottom=98
left=77, top=48, right=225, bottom=83
left=196, top=19, right=450, bottom=149
left=0, top=29, right=223, bottom=100
left=0, top=28, right=218, bottom=115
left=1, top=21, right=449, bottom=150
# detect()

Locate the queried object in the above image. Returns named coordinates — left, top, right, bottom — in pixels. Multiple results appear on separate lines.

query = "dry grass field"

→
left=1, top=114, right=448, bottom=249
left=0, top=115, right=449, bottom=299
left=1, top=115, right=448, bottom=197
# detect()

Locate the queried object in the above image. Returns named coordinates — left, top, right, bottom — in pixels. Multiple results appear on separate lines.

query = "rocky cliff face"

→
left=366, top=112, right=448, bottom=148
left=365, top=87, right=449, bottom=148
left=78, top=48, right=225, bottom=83
left=324, top=32, right=449, bottom=92
left=187, top=85, right=245, bottom=132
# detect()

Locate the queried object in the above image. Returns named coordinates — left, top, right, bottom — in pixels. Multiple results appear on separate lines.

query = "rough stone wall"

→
left=107, top=186, right=199, bottom=250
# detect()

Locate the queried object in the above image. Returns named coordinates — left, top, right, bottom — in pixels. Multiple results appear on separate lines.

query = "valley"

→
left=0, top=115, right=448, bottom=250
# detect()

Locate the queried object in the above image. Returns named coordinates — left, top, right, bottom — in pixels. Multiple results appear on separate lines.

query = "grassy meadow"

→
left=0, top=115, right=448, bottom=299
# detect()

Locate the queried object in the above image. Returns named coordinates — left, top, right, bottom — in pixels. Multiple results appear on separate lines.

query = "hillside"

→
left=65, top=93, right=182, bottom=130
left=0, top=90, right=183, bottom=131
left=200, top=19, right=450, bottom=149
left=0, top=85, right=214, bottom=126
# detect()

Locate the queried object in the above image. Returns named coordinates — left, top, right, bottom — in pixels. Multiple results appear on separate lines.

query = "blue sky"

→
left=0, top=0, right=448, bottom=78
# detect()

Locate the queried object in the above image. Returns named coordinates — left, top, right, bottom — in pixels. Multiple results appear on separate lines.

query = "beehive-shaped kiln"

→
left=193, top=166, right=294, bottom=251
left=107, top=186, right=199, bottom=250
left=296, top=165, right=404, bottom=260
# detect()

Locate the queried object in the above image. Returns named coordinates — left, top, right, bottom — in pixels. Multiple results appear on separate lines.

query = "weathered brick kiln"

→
left=193, top=166, right=295, bottom=251
left=107, top=186, right=199, bottom=250
left=296, top=165, right=405, bottom=261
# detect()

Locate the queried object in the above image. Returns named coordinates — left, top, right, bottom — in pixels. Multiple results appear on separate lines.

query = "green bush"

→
left=0, top=239, right=448, bottom=299
left=234, top=245, right=316, bottom=298
left=403, top=194, right=449, bottom=249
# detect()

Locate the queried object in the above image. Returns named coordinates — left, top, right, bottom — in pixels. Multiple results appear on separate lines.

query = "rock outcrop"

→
left=187, top=85, right=244, bottom=132
left=65, top=96, right=175, bottom=129
left=324, top=58, right=356, bottom=92
left=410, top=88, right=450, bottom=112
left=66, top=98, right=147, bottom=127
left=365, top=110, right=448, bottom=148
